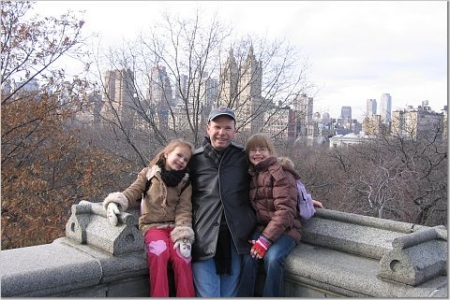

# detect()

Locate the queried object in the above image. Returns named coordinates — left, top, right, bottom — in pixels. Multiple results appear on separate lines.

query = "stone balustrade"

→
left=1, top=201, right=448, bottom=297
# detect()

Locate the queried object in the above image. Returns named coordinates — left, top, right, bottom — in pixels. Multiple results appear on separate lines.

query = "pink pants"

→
left=144, top=227, right=195, bottom=297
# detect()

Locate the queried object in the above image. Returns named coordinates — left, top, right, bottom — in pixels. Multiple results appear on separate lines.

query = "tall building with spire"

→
left=217, top=48, right=238, bottom=106
left=218, top=46, right=265, bottom=133
left=239, top=45, right=264, bottom=132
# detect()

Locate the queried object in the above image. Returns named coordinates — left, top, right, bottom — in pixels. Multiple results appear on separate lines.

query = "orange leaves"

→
left=1, top=92, right=131, bottom=249
left=0, top=1, right=127, bottom=249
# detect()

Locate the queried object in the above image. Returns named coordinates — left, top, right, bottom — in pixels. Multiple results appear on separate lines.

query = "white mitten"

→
left=174, top=239, right=192, bottom=258
left=106, top=202, right=120, bottom=226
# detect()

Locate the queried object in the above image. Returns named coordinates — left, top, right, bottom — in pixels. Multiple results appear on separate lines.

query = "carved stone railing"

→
left=1, top=201, right=149, bottom=297
left=1, top=201, right=448, bottom=297
left=283, top=209, right=447, bottom=297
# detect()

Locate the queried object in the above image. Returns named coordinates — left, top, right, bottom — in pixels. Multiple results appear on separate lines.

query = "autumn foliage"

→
left=1, top=1, right=130, bottom=249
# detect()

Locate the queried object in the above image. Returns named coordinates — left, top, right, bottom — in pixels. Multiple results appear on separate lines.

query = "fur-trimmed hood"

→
left=277, top=156, right=295, bottom=169
left=146, top=164, right=161, bottom=180
left=277, top=156, right=301, bottom=180
left=250, top=156, right=301, bottom=180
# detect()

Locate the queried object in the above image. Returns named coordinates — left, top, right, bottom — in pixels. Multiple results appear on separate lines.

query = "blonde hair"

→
left=149, top=139, right=195, bottom=168
left=245, top=133, right=276, bottom=156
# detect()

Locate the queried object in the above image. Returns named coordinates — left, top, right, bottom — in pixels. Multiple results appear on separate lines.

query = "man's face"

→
left=206, top=116, right=236, bottom=150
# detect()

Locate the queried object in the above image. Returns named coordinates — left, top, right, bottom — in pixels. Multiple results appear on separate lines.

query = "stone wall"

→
left=1, top=201, right=448, bottom=297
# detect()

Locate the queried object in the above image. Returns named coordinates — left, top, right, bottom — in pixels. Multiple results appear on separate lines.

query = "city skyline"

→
left=32, top=1, right=448, bottom=122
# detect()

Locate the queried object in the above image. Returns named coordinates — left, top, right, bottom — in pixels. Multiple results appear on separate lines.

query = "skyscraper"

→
left=340, top=106, right=352, bottom=120
left=366, top=99, right=377, bottom=116
left=380, top=93, right=392, bottom=124
left=149, top=66, right=173, bottom=107
left=293, top=93, right=314, bottom=140
left=218, top=46, right=264, bottom=132
left=101, top=69, right=135, bottom=122
left=217, top=48, right=238, bottom=106
left=174, top=74, right=188, bottom=106
left=149, top=66, right=173, bottom=129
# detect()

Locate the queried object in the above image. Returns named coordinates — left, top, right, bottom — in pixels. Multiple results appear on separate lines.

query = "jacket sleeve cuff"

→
left=103, top=192, right=129, bottom=211
left=170, top=226, right=195, bottom=243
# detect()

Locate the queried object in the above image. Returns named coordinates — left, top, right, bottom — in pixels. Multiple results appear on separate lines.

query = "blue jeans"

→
left=192, top=238, right=242, bottom=297
left=237, top=231, right=296, bottom=297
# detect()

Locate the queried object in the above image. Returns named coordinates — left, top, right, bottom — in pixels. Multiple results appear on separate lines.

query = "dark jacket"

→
left=249, top=156, right=302, bottom=244
left=189, top=137, right=257, bottom=261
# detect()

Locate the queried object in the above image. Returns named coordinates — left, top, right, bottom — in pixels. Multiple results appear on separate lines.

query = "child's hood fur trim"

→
left=277, top=156, right=295, bottom=169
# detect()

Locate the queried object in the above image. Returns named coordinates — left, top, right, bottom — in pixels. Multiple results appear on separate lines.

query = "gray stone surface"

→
left=379, top=226, right=447, bottom=286
left=1, top=238, right=149, bottom=297
left=65, top=201, right=144, bottom=256
left=58, top=285, right=107, bottom=297
left=1, top=242, right=102, bottom=297
left=314, top=209, right=426, bottom=233
left=53, top=237, right=148, bottom=283
left=105, top=277, right=150, bottom=297
left=1, top=204, right=447, bottom=298
left=302, top=211, right=405, bottom=259
left=285, top=243, right=448, bottom=297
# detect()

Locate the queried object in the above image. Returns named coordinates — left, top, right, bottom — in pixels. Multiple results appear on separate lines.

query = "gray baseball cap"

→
left=208, top=106, right=236, bottom=122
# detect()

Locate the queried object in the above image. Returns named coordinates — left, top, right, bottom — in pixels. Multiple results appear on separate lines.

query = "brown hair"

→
left=148, top=139, right=195, bottom=168
left=245, top=133, right=276, bottom=156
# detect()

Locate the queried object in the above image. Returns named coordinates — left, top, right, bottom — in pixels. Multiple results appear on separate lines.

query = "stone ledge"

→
left=379, top=228, right=448, bottom=286
left=303, top=209, right=426, bottom=259
left=285, top=243, right=448, bottom=298
left=1, top=242, right=102, bottom=297
left=302, top=209, right=447, bottom=287
left=65, top=201, right=144, bottom=256
left=1, top=237, right=148, bottom=297
left=2, top=204, right=446, bottom=298
left=53, top=237, right=148, bottom=284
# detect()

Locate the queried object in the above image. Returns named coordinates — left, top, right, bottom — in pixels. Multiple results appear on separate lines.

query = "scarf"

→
left=156, top=160, right=187, bottom=187
left=214, top=212, right=232, bottom=275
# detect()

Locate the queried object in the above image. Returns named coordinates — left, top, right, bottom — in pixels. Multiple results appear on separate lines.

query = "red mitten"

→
left=250, top=235, right=272, bottom=259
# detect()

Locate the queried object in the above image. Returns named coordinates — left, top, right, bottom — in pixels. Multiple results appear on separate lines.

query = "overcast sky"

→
left=33, top=1, right=448, bottom=121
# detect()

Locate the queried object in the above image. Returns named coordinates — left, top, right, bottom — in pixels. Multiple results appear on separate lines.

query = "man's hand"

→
left=106, top=203, right=120, bottom=226
left=174, top=239, right=192, bottom=258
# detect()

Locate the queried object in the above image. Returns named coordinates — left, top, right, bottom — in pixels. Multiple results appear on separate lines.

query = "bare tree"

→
left=88, top=7, right=314, bottom=167
left=323, top=129, right=447, bottom=226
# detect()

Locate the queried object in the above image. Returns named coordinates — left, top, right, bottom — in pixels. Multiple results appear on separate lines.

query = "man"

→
left=188, top=106, right=257, bottom=297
